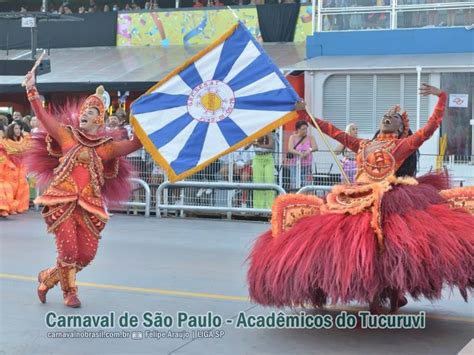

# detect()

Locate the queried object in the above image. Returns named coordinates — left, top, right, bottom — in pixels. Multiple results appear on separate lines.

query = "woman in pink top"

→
left=287, top=120, right=318, bottom=189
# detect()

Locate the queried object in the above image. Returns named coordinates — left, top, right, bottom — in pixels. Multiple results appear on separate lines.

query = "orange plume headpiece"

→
left=80, top=86, right=109, bottom=126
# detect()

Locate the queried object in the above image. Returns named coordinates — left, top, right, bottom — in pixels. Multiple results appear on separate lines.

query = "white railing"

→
left=156, top=181, right=286, bottom=218
left=310, top=0, right=474, bottom=32
left=119, top=177, right=151, bottom=217
left=29, top=150, right=473, bottom=217
left=119, top=148, right=472, bottom=217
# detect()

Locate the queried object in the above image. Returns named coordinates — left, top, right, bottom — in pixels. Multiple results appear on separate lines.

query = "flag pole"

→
left=22, top=50, right=46, bottom=87
left=227, top=6, right=240, bottom=20
left=304, top=108, right=351, bottom=184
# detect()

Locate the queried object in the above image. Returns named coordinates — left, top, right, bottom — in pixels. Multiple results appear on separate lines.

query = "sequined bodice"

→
left=355, top=134, right=398, bottom=184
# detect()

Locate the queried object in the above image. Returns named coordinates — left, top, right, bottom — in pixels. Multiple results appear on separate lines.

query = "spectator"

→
left=115, top=108, right=131, bottom=139
left=334, top=123, right=358, bottom=183
left=324, top=0, right=336, bottom=30
left=287, top=120, right=318, bottom=190
left=232, top=147, right=254, bottom=207
left=88, top=0, right=98, bottom=13
left=335, top=0, right=350, bottom=30
left=131, top=3, right=141, bottom=10
left=4, top=122, right=30, bottom=214
left=214, top=151, right=253, bottom=208
left=22, top=115, right=32, bottom=133
left=20, top=6, right=27, bottom=12
left=0, top=115, right=8, bottom=127
left=0, top=121, right=13, bottom=217
left=12, top=111, right=22, bottom=121
left=106, top=115, right=120, bottom=129
left=195, top=160, right=221, bottom=198
left=193, top=0, right=204, bottom=7
left=124, top=3, right=132, bottom=10
left=30, top=116, right=40, bottom=134
left=13, top=119, right=29, bottom=134
left=104, top=4, right=111, bottom=12
left=112, top=4, right=120, bottom=11
left=219, top=147, right=254, bottom=182
left=105, top=114, right=126, bottom=140
left=78, top=6, right=87, bottom=13
left=426, top=0, right=439, bottom=26
left=63, top=4, right=72, bottom=14
left=252, top=132, right=275, bottom=209
left=210, top=0, right=225, bottom=6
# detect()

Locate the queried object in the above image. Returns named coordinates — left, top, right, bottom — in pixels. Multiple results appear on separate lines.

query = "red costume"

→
left=0, top=136, right=31, bottom=215
left=248, top=92, right=474, bottom=309
left=26, top=85, right=142, bottom=307
left=0, top=144, right=16, bottom=216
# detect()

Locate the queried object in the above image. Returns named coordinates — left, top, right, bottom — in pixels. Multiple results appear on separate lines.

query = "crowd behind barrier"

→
left=7, top=0, right=279, bottom=13
left=9, top=0, right=474, bottom=13
left=1, top=1, right=472, bottom=51
left=18, top=145, right=474, bottom=218
left=319, top=1, right=474, bottom=31
left=117, top=148, right=473, bottom=217
left=3, top=106, right=472, bottom=218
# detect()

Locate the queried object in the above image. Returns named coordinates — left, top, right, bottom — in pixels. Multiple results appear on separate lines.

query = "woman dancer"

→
left=248, top=84, right=473, bottom=313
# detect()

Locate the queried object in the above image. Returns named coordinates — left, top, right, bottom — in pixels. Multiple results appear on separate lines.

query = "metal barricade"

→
left=312, top=1, right=474, bottom=32
left=32, top=178, right=151, bottom=217
left=296, top=185, right=332, bottom=196
left=156, top=181, right=286, bottom=218
left=28, top=149, right=473, bottom=219
left=119, top=178, right=151, bottom=217
left=118, top=148, right=474, bottom=219
left=447, top=154, right=473, bottom=186
left=418, top=154, right=473, bottom=186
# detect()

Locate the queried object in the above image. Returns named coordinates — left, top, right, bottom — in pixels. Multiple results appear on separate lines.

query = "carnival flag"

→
left=130, top=22, right=299, bottom=182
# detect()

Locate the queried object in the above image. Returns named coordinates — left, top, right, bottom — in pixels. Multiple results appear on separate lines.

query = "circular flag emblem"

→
left=187, top=80, right=235, bottom=123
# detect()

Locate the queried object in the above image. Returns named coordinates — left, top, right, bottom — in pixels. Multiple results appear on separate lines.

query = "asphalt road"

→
left=1, top=212, right=473, bottom=355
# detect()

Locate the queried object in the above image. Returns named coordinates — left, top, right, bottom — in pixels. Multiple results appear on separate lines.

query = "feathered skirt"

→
left=247, top=174, right=474, bottom=307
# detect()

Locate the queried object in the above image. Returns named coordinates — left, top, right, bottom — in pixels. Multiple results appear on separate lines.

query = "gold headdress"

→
left=79, top=86, right=110, bottom=125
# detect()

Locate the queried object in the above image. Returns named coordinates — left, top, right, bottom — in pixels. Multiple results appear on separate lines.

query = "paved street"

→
left=1, top=212, right=473, bottom=355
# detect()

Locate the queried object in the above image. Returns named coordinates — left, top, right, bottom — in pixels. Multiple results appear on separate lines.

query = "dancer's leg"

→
left=37, top=215, right=77, bottom=304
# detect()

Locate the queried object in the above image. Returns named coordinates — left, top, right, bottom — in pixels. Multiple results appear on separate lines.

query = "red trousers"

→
left=44, top=204, right=105, bottom=269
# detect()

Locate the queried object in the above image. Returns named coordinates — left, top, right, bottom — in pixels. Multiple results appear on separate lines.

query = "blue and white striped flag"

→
left=130, top=22, right=299, bottom=182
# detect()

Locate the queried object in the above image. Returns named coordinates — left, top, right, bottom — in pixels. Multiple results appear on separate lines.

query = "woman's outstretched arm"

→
left=397, top=84, right=447, bottom=161
left=295, top=101, right=362, bottom=153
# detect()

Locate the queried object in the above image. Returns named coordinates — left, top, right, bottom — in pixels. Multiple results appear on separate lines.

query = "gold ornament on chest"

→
left=77, top=148, right=91, bottom=164
left=360, top=141, right=396, bottom=181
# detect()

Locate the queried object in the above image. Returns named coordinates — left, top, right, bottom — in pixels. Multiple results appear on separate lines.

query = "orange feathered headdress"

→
left=80, top=86, right=108, bottom=125
left=385, top=104, right=409, bottom=138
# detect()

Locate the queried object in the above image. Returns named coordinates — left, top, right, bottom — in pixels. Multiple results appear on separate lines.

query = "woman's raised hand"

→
left=295, top=99, right=307, bottom=111
left=419, top=83, right=442, bottom=97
